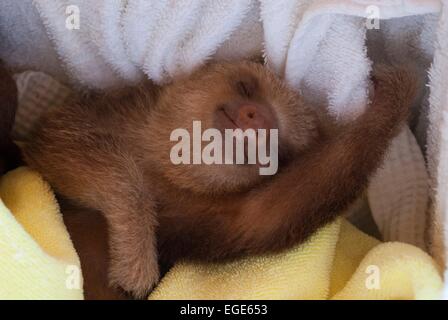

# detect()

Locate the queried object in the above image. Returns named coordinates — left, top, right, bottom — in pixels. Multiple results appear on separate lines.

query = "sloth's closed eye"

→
left=236, top=78, right=257, bottom=98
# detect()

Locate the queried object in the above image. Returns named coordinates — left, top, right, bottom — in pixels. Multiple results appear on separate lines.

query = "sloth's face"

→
left=148, top=61, right=318, bottom=194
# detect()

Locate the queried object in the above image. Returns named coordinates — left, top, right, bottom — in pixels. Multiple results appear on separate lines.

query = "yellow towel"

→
left=0, top=167, right=443, bottom=299
left=0, top=167, right=83, bottom=299
left=150, top=219, right=443, bottom=300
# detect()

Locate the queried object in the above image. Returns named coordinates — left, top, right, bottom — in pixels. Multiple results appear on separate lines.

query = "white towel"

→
left=426, top=0, right=448, bottom=270
left=261, top=0, right=371, bottom=121
left=363, top=13, right=440, bottom=251
left=367, top=127, right=429, bottom=250
left=1, top=0, right=260, bottom=88
left=1, top=0, right=445, bottom=260
left=0, top=0, right=66, bottom=81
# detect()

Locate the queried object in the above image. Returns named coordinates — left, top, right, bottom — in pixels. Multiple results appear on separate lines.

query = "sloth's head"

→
left=147, top=61, right=319, bottom=194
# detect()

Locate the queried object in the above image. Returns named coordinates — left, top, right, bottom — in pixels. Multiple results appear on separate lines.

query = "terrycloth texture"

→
left=0, top=1, right=439, bottom=89
left=0, top=0, right=262, bottom=89
left=0, top=168, right=442, bottom=299
left=12, top=71, right=72, bottom=141
left=363, top=13, right=439, bottom=251
left=367, top=127, right=429, bottom=250
left=0, top=167, right=83, bottom=299
left=149, top=219, right=443, bottom=300
left=427, top=0, right=448, bottom=273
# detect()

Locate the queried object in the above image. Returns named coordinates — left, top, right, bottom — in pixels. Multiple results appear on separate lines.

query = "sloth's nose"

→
left=219, top=102, right=276, bottom=131
left=237, top=104, right=259, bottom=127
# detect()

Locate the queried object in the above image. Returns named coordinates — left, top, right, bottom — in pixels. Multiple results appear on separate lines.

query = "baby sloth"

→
left=24, top=61, right=416, bottom=298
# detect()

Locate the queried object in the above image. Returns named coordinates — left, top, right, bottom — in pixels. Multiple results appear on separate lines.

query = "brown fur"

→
left=61, top=199, right=129, bottom=300
left=23, top=62, right=417, bottom=298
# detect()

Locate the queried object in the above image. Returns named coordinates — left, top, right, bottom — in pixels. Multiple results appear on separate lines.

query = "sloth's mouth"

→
left=211, top=103, right=279, bottom=167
